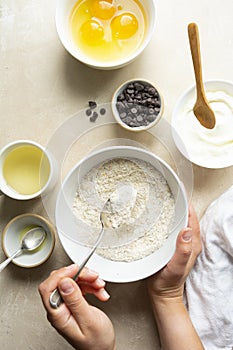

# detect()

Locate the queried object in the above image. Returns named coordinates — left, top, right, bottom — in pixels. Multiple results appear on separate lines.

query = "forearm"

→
left=150, top=297, right=204, bottom=350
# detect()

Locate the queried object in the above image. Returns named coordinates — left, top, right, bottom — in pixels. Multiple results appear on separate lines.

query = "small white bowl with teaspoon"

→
left=1, top=214, right=56, bottom=268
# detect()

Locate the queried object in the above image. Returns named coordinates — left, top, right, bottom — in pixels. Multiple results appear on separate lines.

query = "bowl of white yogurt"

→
left=172, top=80, right=233, bottom=168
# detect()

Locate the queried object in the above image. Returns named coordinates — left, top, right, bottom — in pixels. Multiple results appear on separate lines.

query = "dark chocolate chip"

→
left=148, top=87, right=157, bottom=95
left=135, top=94, right=142, bottom=100
left=131, top=107, right=138, bottom=114
left=154, top=108, right=161, bottom=115
left=120, top=112, right=127, bottom=119
left=136, top=115, right=143, bottom=122
left=86, top=108, right=92, bottom=116
left=117, top=93, right=125, bottom=101
left=89, top=101, right=97, bottom=109
left=100, top=108, right=106, bottom=115
left=127, top=89, right=134, bottom=95
left=134, top=82, right=144, bottom=91
left=146, top=115, right=156, bottom=122
left=125, top=116, right=133, bottom=124
left=90, top=111, right=98, bottom=122
left=149, top=108, right=154, bottom=114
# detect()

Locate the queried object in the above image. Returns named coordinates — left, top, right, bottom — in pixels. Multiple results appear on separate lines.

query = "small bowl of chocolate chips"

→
left=112, top=79, right=164, bottom=132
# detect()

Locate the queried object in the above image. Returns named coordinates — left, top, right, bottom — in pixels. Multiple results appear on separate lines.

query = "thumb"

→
left=166, top=228, right=193, bottom=277
left=58, top=277, right=92, bottom=329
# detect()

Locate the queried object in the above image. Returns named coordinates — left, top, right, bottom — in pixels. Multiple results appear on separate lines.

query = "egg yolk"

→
left=111, top=12, right=139, bottom=40
left=80, top=19, right=104, bottom=45
left=91, top=0, right=116, bottom=20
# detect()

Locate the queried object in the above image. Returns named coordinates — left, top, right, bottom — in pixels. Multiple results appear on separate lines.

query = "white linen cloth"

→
left=185, top=186, right=233, bottom=350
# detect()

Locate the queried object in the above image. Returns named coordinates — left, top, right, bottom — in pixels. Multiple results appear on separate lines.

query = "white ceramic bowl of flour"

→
left=56, top=146, right=188, bottom=283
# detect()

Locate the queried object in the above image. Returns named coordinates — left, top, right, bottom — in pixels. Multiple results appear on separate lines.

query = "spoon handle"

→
left=188, top=23, right=205, bottom=99
left=49, top=225, right=105, bottom=309
left=0, top=248, right=22, bottom=272
left=49, top=262, right=86, bottom=309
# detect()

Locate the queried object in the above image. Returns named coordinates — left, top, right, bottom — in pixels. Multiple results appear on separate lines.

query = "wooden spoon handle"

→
left=188, top=23, right=205, bottom=99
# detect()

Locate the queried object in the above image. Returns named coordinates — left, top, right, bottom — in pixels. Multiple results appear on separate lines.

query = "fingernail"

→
left=182, top=228, right=192, bottom=242
left=65, top=264, right=77, bottom=271
left=95, top=278, right=106, bottom=288
left=100, top=289, right=110, bottom=300
left=60, top=278, right=74, bottom=294
left=86, top=268, right=99, bottom=277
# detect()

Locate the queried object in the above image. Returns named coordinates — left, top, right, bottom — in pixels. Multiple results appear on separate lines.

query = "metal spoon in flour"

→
left=103, top=184, right=137, bottom=229
left=49, top=184, right=137, bottom=309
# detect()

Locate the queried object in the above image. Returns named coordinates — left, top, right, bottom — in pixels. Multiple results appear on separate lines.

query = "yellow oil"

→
left=70, top=0, right=147, bottom=63
left=3, top=145, right=50, bottom=195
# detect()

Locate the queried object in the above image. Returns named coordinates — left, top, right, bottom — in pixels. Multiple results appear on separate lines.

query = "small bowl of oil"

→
left=1, top=214, right=56, bottom=268
left=56, top=0, right=156, bottom=70
left=0, top=140, right=57, bottom=201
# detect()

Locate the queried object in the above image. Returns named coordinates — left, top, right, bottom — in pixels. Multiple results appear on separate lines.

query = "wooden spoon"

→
left=188, top=23, right=216, bottom=129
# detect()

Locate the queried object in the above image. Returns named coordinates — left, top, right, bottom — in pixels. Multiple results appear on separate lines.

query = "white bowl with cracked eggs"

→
left=56, top=0, right=156, bottom=70
left=55, top=146, right=188, bottom=283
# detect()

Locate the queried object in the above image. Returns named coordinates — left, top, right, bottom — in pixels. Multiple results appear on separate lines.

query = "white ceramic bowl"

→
left=112, top=78, right=164, bottom=131
left=2, top=214, right=56, bottom=268
left=56, top=0, right=156, bottom=70
left=172, top=80, right=233, bottom=168
left=0, top=140, right=57, bottom=200
left=56, top=146, right=188, bottom=283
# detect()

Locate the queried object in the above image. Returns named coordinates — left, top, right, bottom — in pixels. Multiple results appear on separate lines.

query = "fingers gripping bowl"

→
left=56, top=146, right=188, bottom=282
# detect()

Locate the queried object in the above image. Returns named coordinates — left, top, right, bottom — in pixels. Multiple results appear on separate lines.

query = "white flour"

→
left=73, top=158, right=175, bottom=262
left=102, top=184, right=138, bottom=229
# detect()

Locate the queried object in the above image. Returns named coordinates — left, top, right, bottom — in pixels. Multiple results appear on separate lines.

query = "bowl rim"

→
left=111, top=78, right=164, bottom=131
left=2, top=213, right=56, bottom=268
left=55, top=0, right=157, bottom=69
left=55, top=145, right=188, bottom=282
left=171, top=79, right=233, bottom=169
